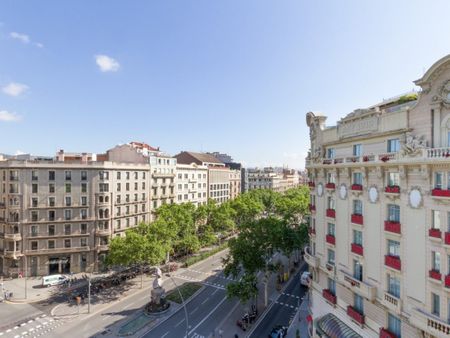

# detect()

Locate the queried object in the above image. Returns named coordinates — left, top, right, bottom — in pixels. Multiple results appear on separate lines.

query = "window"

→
left=388, top=204, right=400, bottom=223
left=387, top=274, right=400, bottom=298
left=81, top=238, right=87, bottom=247
left=32, top=184, right=38, bottom=194
left=435, top=172, right=444, bottom=189
left=65, top=171, right=71, bottom=181
left=31, top=211, right=38, bottom=222
left=31, top=225, right=38, bottom=237
left=432, top=293, right=440, bottom=316
left=432, top=251, right=441, bottom=272
left=31, top=198, right=38, bottom=208
left=99, top=183, right=109, bottom=192
left=327, top=173, right=335, bottom=184
left=47, top=210, right=55, bottom=221
left=327, top=148, right=335, bottom=159
left=353, top=199, right=362, bottom=215
left=31, top=241, right=38, bottom=251
left=126, top=172, right=130, bottom=180
left=327, top=223, right=335, bottom=236
left=31, top=170, right=38, bottom=181
left=81, top=196, right=87, bottom=206
left=49, top=171, right=55, bottom=181
left=65, top=183, right=71, bottom=193
left=81, top=209, right=87, bottom=220
left=433, top=210, right=441, bottom=230
left=134, top=182, right=138, bottom=190
left=353, top=230, right=363, bottom=245
left=64, top=239, right=71, bottom=248
left=328, top=278, right=336, bottom=295
left=48, top=240, right=55, bottom=249
left=65, top=196, right=71, bottom=207
left=327, top=249, right=335, bottom=265
left=353, top=259, right=363, bottom=281
left=48, top=225, right=55, bottom=236
left=64, top=224, right=71, bottom=235
left=387, top=139, right=400, bottom=153
left=388, top=313, right=401, bottom=338
left=353, top=144, right=362, bottom=156
left=126, top=183, right=130, bottom=191
left=388, top=240, right=400, bottom=257
left=388, top=172, right=400, bottom=186
left=327, top=196, right=335, bottom=210
left=352, top=172, right=362, bottom=185
left=49, top=183, right=55, bottom=193
left=64, top=209, right=71, bottom=221
left=81, top=223, right=87, bottom=234
left=354, top=294, right=364, bottom=314
left=81, top=171, right=87, bottom=181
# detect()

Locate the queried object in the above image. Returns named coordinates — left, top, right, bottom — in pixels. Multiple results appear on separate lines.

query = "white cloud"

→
left=95, top=54, right=120, bottom=72
left=0, top=110, right=21, bottom=122
left=34, top=42, right=44, bottom=48
left=10, top=32, right=30, bottom=44
left=2, top=82, right=29, bottom=97
left=15, top=150, right=26, bottom=155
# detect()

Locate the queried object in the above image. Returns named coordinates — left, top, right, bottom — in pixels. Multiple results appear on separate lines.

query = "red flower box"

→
left=351, top=214, right=363, bottom=225
left=322, top=289, right=337, bottom=305
left=384, top=221, right=401, bottom=234
left=325, top=183, right=335, bottom=189
left=323, top=159, right=332, bottom=165
left=429, top=269, right=442, bottom=281
left=347, top=305, right=365, bottom=324
left=432, top=189, right=450, bottom=197
left=380, top=328, right=397, bottom=338
left=429, top=228, right=442, bottom=239
left=326, top=234, right=336, bottom=245
left=445, top=232, right=450, bottom=245
left=385, top=255, right=401, bottom=271
left=351, top=184, right=363, bottom=191
left=308, top=228, right=316, bottom=235
left=445, top=275, right=450, bottom=288
left=309, top=204, right=316, bottom=212
left=326, top=209, right=336, bottom=218
left=308, top=182, right=315, bottom=188
left=351, top=243, right=364, bottom=256
left=385, top=186, right=400, bottom=194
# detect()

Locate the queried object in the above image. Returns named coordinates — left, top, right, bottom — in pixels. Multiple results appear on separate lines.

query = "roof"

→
left=315, top=313, right=362, bottom=338
left=129, top=141, right=159, bottom=152
left=175, top=151, right=224, bottom=165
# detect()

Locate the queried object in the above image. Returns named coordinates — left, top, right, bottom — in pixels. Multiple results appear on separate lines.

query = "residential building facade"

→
left=229, top=169, right=241, bottom=200
left=305, top=55, right=450, bottom=338
left=176, top=163, right=208, bottom=206
left=246, top=167, right=299, bottom=192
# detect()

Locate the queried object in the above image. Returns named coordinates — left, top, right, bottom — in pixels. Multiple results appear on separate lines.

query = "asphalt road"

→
left=248, top=263, right=308, bottom=338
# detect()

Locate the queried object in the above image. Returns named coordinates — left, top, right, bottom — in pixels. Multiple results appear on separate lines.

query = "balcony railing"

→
left=322, top=289, right=336, bottom=305
left=341, top=271, right=376, bottom=300
left=351, top=184, right=363, bottom=191
left=325, top=183, right=335, bottom=190
left=385, top=186, right=400, bottom=194
left=385, top=255, right=401, bottom=271
left=304, top=248, right=319, bottom=268
left=351, top=214, right=363, bottom=225
left=411, top=308, right=450, bottom=337
left=347, top=305, right=365, bottom=325
left=383, top=292, right=401, bottom=313
left=351, top=243, right=364, bottom=256
left=429, top=228, right=442, bottom=239
left=429, top=269, right=442, bottom=281
left=4, top=233, right=22, bottom=241
left=431, top=189, right=450, bottom=198
left=326, top=234, right=336, bottom=245
left=95, top=229, right=110, bottom=236
left=326, top=209, right=336, bottom=218
left=384, top=221, right=401, bottom=234
left=427, top=147, right=450, bottom=158
left=380, top=328, right=397, bottom=338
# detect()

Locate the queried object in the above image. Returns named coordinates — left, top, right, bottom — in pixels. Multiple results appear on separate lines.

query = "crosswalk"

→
left=174, top=274, right=226, bottom=290
left=190, top=333, right=205, bottom=338
left=0, top=314, right=64, bottom=338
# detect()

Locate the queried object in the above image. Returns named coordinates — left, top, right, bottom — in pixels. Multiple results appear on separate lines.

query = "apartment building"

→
left=0, top=150, right=151, bottom=277
left=304, top=55, right=450, bottom=338
left=246, top=167, right=299, bottom=192
left=229, top=169, right=241, bottom=200
left=175, top=152, right=231, bottom=204
left=176, top=163, right=208, bottom=206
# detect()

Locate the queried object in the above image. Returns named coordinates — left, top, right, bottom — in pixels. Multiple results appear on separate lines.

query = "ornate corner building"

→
left=305, top=55, right=450, bottom=338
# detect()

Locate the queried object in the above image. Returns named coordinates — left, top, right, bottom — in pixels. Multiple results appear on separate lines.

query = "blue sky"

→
left=1, top=1, right=450, bottom=168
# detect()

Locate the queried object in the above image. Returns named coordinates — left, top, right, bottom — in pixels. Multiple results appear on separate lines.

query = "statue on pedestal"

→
left=151, top=267, right=165, bottom=305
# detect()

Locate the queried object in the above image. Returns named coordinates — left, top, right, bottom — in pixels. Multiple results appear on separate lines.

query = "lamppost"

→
left=165, top=265, right=189, bottom=338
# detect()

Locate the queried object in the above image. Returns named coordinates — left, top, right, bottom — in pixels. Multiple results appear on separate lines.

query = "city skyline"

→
left=2, top=1, right=450, bottom=169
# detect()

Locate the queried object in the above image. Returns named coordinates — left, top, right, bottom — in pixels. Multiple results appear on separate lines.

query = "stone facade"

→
left=229, top=169, right=241, bottom=200
left=305, top=55, right=450, bottom=338
left=176, top=163, right=208, bottom=206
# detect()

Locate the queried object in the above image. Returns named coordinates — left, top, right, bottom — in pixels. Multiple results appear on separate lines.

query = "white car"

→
left=300, top=271, right=312, bottom=287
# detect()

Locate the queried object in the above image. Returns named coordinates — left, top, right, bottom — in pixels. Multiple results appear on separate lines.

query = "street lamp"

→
left=165, top=261, right=189, bottom=338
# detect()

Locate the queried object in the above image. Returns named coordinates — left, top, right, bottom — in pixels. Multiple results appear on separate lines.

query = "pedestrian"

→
left=234, top=334, right=239, bottom=338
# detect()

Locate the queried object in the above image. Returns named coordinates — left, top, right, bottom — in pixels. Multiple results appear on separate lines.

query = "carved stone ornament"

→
left=408, top=188, right=423, bottom=209
left=401, top=132, right=427, bottom=157
left=368, top=186, right=378, bottom=204
left=311, top=147, right=323, bottom=163
left=420, top=164, right=429, bottom=180
left=339, top=184, right=347, bottom=200
left=440, top=79, right=450, bottom=106
left=317, top=183, right=324, bottom=197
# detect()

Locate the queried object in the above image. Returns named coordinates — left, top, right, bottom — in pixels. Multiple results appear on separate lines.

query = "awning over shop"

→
left=315, top=313, right=363, bottom=338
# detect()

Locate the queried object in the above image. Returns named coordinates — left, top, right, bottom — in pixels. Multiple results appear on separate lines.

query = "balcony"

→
left=322, top=289, right=336, bottom=305
left=428, top=228, right=442, bottom=240
left=304, top=249, right=320, bottom=268
left=380, top=328, right=397, bottom=338
left=382, top=292, right=402, bottom=314
left=385, top=186, right=400, bottom=194
left=325, top=263, right=336, bottom=275
left=308, top=227, right=316, bottom=236
left=95, top=229, right=110, bottom=236
left=97, top=244, right=109, bottom=251
left=4, top=233, right=22, bottom=241
left=384, top=221, right=401, bottom=234
left=351, top=184, right=363, bottom=191
left=351, top=243, right=364, bottom=256
left=411, top=308, right=450, bottom=337
left=445, top=275, right=450, bottom=288
left=429, top=269, right=442, bottom=281
left=24, top=246, right=90, bottom=255
left=347, top=305, right=365, bottom=325
left=340, top=270, right=376, bottom=300
left=326, top=234, right=336, bottom=245
left=351, top=214, right=363, bottom=225
left=309, top=204, right=316, bottom=212
left=0, top=202, right=5, bottom=208
left=325, top=183, right=335, bottom=190
left=385, top=255, right=401, bottom=271
left=3, top=250, right=23, bottom=258
left=431, top=189, right=450, bottom=198
left=326, top=209, right=336, bottom=218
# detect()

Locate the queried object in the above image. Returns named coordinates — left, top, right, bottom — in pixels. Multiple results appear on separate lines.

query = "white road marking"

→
left=211, top=288, right=219, bottom=295
left=6, top=329, right=12, bottom=333
left=175, top=319, right=185, bottom=327
left=191, top=306, right=199, bottom=314
left=188, top=297, right=227, bottom=335
left=201, top=297, right=209, bottom=305
left=161, top=332, right=170, bottom=338
left=27, top=320, right=33, bottom=324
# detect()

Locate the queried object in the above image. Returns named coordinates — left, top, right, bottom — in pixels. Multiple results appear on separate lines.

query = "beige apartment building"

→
left=304, top=55, right=450, bottom=338
left=0, top=150, right=151, bottom=277
left=246, top=168, right=299, bottom=192
left=229, top=169, right=241, bottom=200
left=176, top=163, right=208, bottom=206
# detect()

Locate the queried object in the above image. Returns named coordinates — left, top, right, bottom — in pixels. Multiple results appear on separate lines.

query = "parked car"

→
left=269, top=325, right=287, bottom=338
left=300, top=271, right=311, bottom=287
left=42, top=274, right=68, bottom=287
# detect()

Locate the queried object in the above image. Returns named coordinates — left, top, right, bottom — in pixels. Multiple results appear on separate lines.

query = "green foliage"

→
left=184, top=242, right=229, bottom=267
left=226, top=273, right=258, bottom=304
left=165, top=282, right=202, bottom=303
left=396, top=93, right=418, bottom=104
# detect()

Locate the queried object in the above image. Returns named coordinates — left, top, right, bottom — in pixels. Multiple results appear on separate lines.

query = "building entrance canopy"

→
left=315, top=313, right=362, bottom=338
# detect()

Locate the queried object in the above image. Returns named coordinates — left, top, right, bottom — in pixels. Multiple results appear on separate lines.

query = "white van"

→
left=300, top=271, right=312, bottom=287
left=42, top=274, right=67, bottom=287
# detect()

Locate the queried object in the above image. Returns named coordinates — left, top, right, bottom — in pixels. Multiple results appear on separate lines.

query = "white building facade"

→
left=176, top=164, right=208, bottom=206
